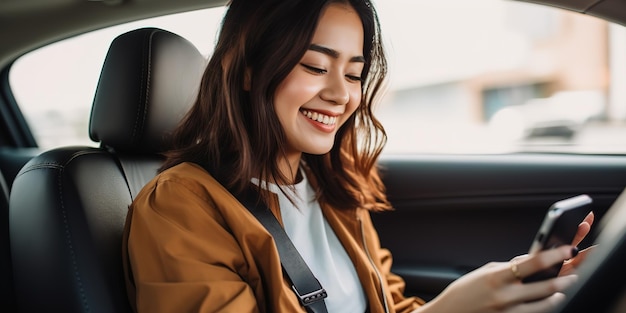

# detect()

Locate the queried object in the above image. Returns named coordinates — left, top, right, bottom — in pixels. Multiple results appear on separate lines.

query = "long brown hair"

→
left=162, top=0, right=391, bottom=211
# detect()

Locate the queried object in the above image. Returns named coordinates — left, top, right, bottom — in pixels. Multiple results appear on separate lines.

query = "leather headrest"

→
left=89, top=27, right=205, bottom=154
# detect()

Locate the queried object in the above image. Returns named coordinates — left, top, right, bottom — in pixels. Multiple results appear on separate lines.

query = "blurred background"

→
left=9, top=0, right=626, bottom=154
left=375, top=0, right=626, bottom=154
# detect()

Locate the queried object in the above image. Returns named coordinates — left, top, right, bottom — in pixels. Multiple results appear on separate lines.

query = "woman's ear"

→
left=244, top=68, right=252, bottom=91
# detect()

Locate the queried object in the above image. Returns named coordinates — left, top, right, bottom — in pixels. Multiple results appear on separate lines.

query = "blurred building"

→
left=382, top=2, right=613, bottom=124
left=376, top=1, right=625, bottom=152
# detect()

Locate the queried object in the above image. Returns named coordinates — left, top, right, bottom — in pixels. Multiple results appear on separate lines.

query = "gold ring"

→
left=510, top=259, right=522, bottom=281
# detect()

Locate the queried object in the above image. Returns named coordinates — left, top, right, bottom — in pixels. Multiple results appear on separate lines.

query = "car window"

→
left=375, top=0, right=626, bottom=154
left=9, top=6, right=226, bottom=149
left=9, top=0, right=626, bottom=154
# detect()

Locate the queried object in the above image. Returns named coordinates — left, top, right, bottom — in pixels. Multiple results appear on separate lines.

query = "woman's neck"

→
left=277, top=152, right=302, bottom=184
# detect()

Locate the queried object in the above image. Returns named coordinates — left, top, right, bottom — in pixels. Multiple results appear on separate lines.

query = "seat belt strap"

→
left=115, top=155, right=162, bottom=201
left=237, top=188, right=329, bottom=313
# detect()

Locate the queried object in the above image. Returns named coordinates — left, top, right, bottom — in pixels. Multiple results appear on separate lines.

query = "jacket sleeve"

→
left=379, top=247, right=426, bottom=313
left=123, top=177, right=259, bottom=313
left=362, top=211, right=426, bottom=313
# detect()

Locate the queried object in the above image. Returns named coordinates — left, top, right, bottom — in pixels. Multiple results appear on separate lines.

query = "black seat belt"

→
left=237, top=188, right=329, bottom=313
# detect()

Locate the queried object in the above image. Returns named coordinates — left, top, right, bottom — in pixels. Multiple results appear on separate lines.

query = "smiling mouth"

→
left=300, top=109, right=338, bottom=126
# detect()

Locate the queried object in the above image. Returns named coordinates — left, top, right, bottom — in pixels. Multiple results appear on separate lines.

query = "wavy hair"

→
left=162, top=0, right=391, bottom=211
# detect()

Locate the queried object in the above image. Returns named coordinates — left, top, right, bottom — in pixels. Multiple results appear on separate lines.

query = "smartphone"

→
left=523, top=194, right=592, bottom=283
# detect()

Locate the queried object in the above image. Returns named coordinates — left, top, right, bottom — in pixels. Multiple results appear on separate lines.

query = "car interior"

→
left=1, top=0, right=626, bottom=312
left=8, top=26, right=205, bottom=312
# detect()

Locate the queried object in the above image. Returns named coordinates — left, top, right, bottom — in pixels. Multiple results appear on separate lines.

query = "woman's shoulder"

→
left=159, top=162, right=213, bottom=182
left=137, top=162, right=234, bottom=206
left=131, top=161, right=258, bottom=229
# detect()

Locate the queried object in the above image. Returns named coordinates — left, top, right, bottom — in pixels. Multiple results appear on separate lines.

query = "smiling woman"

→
left=119, top=0, right=593, bottom=312
left=274, top=5, right=365, bottom=170
left=4, top=0, right=626, bottom=313
left=122, top=1, right=403, bottom=312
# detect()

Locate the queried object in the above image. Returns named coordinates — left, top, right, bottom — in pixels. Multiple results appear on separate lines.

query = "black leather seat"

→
left=9, top=27, right=205, bottom=313
left=0, top=148, right=39, bottom=312
left=0, top=170, right=16, bottom=312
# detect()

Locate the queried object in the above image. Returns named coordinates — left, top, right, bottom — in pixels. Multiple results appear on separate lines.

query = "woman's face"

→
left=274, top=3, right=364, bottom=161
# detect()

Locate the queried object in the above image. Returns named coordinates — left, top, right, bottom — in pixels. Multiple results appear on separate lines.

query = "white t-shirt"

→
left=252, top=173, right=367, bottom=313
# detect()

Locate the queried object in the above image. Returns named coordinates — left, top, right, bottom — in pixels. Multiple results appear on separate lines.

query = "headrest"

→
left=89, top=27, right=206, bottom=154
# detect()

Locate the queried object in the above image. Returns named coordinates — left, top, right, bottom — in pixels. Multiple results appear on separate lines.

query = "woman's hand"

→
left=559, top=211, right=595, bottom=276
left=415, top=246, right=578, bottom=313
left=414, top=212, right=596, bottom=313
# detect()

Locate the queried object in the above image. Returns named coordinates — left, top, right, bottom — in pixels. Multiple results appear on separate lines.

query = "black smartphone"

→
left=523, top=194, right=592, bottom=283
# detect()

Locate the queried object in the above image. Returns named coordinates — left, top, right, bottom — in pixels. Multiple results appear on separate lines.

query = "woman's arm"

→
left=123, top=178, right=259, bottom=313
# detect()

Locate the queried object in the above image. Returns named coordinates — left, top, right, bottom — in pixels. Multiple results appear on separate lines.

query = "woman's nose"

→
left=320, top=74, right=350, bottom=105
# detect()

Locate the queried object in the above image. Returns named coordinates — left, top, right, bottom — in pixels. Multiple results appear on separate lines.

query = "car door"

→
left=374, top=154, right=626, bottom=301
left=366, top=0, right=626, bottom=302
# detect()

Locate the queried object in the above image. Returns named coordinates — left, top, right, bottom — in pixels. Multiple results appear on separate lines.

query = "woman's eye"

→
left=346, top=75, right=362, bottom=82
left=301, top=63, right=327, bottom=74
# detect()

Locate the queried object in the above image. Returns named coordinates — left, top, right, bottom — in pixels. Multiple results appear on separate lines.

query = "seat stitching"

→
left=57, top=165, right=91, bottom=312
left=130, top=34, right=144, bottom=142
left=47, top=150, right=102, bottom=312
left=132, top=30, right=155, bottom=144
left=15, top=150, right=104, bottom=178
left=15, top=163, right=63, bottom=177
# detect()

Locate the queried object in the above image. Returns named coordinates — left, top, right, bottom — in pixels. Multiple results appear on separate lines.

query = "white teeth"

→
left=300, top=109, right=337, bottom=126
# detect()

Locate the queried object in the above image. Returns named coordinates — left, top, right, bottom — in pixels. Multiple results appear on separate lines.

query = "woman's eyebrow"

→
left=308, top=44, right=365, bottom=63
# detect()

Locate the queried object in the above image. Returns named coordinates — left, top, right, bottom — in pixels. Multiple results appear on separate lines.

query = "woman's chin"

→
left=305, top=145, right=334, bottom=156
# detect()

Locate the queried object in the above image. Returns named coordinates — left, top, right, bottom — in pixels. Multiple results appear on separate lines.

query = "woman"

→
left=122, top=0, right=593, bottom=312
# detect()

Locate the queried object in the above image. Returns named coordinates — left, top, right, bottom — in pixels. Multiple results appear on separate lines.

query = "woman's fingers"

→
left=510, top=254, right=529, bottom=262
left=426, top=247, right=577, bottom=313
left=571, top=212, right=595, bottom=247
left=556, top=211, right=596, bottom=276
left=506, top=293, right=567, bottom=313
left=508, top=275, right=578, bottom=303
left=566, top=245, right=595, bottom=267
left=506, top=245, right=574, bottom=282
left=559, top=245, right=598, bottom=276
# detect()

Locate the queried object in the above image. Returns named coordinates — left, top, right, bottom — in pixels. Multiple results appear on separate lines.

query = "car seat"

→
left=9, top=27, right=205, bottom=312
left=0, top=170, right=16, bottom=312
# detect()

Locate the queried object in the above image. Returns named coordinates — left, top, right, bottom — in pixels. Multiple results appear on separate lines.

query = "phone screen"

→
left=523, top=194, right=592, bottom=283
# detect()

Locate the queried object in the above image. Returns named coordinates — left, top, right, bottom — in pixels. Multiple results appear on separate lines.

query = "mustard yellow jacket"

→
left=123, top=162, right=424, bottom=312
